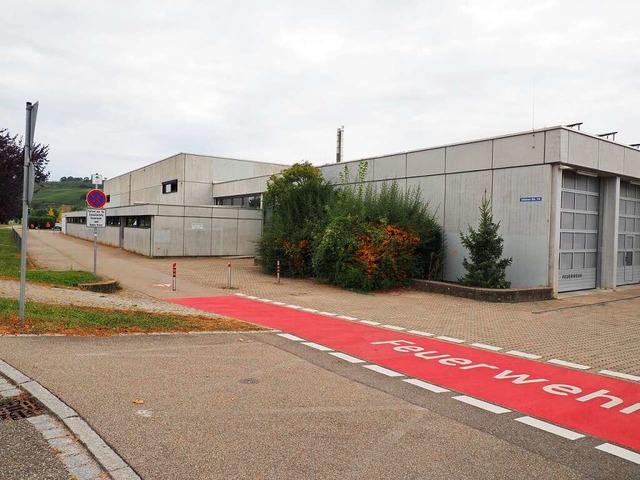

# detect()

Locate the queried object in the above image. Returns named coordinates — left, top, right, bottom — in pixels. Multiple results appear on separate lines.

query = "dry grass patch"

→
left=0, top=298, right=266, bottom=336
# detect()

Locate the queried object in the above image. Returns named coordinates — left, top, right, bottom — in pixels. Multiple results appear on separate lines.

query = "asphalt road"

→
left=0, top=332, right=635, bottom=479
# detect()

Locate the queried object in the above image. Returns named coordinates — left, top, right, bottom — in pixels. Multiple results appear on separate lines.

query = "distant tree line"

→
left=60, top=176, right=90, bottom=181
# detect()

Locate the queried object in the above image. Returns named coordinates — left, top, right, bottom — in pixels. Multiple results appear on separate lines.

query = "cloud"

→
left=1, top=1, right=640, bottom=180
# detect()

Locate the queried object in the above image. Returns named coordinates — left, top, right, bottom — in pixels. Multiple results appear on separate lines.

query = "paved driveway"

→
left=0, top=230, right=637, bottom=478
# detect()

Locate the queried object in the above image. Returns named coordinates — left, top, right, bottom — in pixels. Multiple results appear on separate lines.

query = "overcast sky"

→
left=2, top=1, right=640, bottom=181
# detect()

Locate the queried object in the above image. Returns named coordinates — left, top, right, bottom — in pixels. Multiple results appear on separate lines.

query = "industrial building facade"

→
left=64, top=126, right=640, bottom=294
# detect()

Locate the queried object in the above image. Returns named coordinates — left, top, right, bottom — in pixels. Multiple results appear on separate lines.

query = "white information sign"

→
left=86, top=209, right=106, bottom=228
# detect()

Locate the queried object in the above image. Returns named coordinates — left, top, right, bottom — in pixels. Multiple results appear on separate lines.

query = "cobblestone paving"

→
left=7, top=230, right=640, bottom=376
left=137, top=256, right=640, bottom=375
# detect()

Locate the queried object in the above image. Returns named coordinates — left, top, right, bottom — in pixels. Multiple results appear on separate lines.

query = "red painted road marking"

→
left=168, top=296, right=640, bottom=452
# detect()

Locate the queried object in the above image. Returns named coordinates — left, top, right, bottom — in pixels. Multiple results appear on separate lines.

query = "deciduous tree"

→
left=0, top=128, right=50, bottom=223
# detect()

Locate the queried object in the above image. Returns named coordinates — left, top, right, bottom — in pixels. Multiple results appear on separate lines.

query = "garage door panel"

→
left=558, top=171, right=599, bottom=292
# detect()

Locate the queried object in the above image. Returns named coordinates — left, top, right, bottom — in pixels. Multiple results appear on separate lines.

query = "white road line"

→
left=257, top=298, right=272, bottom=303
left=599, top=370, right=640, bottom=382
left=301, top=308, right=318, bottom=313
left=452, top=396, right=511, bottom=414
left=361, top=320, right=381, bottom=326
left=514, top=416, right=585, bottom=440
left=337, top=315, right=358, bottom=321
left=329, top=352, right=366, bottom=364
left=408, top=330, right=434, bottom=337
left=318, top=312, right=338, bottom=316
left=272, top=301, right=286, bottom=306
left=471, top=342, right=502, bottom=351
left=595, top=443, right=640, bottom=465
left=287, top=305, right=303, bottom=309
left=301, top=342, right=333, bottom=352
left=246, top=295, right=258, bottom=300
left=506, top=350, right=542, bottom=360
left=547, top=359, right=590, bottom=370
left=235, top=293, right=247, bottom=297
left=436, top=335, right=465, bottom=343
left=277, top=333, right=305, bottom=341
left=403, top=378, right=450, bottom=393
left=382, top=325, right=406, bottom=331
left=363, top=365, right=405, bottom=377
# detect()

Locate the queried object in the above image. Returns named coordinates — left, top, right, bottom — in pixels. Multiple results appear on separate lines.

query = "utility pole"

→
left=19, top=101, right=39, bottom=327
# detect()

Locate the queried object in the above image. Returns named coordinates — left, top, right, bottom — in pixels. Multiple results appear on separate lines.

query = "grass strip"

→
left=0, top=298, right=265, bottom=336
left=0, top=227, right=98, bottom=286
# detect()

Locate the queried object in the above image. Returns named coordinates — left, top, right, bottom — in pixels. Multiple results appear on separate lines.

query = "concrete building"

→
left=64, top=153, right=286, bottom=257
left=64, top=126, right=640, bottom=294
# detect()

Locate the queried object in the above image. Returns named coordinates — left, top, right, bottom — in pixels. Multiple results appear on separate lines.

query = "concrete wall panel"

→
left=184, top=217, right=212, bottom=256
left=493, top=133, right=544, bottom=169
left=598, top=142, right=624, bottom=174
left=321, top=160, right=373, bottom=184
left=406, top=148, right=445, bottom=177
left=567, top=131, right=598, bottom=169
left=211, top=219, right=238, bottom=256
left=443, top=171, right=493, bottom=281
left=237, top=220, right=262, bottom=255
left=185, top=206, right=214, bottom=217
left=123, top=228, right=151, bottom=256
left=445, top=141, right=492, bottom=173
left=372, top=154, right=406, bottom=181
left=492, top=165, right=552, bottom=287
left=153, top=217, right=184, bottom=256
left=406, top=175, right=446, bottom=225
left=624, top=148, right=640, bottom=178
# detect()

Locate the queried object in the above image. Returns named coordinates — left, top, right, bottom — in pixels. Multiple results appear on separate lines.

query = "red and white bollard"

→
left=277, top=260, right=280, bottom=284
left=172, top=262, right=177, bottom=291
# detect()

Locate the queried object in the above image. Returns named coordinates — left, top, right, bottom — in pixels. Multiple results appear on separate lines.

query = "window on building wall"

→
left=106, top=194, right=111, bottom=203
left=214, top=194, right=262, bottom=209
left=106, top=216, right=121, bottom=226
left=162, top=179, right=178, bottom=194
left=124, top=216, right=151, bottom=228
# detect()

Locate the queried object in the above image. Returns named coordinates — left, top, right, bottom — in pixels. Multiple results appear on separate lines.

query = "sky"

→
left=2, top=1, right=640, bottom=181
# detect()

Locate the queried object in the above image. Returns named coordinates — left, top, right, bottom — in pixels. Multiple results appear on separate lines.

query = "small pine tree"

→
left=458, top=193, right=512, bottom=289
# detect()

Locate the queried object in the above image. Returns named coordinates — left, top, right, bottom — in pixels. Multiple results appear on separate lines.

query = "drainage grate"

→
left=0, top=395, right=43, bottom=421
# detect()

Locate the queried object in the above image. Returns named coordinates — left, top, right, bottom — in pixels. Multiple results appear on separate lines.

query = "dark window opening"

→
left=124, top=216, right=151, bottom=228
left=215, top=194, right=262, bottom=209
left=162, top=179, right=178, bottom=194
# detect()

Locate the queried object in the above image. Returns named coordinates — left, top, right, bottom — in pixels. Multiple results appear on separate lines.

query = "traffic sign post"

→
left=86, top=182, right=106, bottom=276
left=19, top=101, right=39, bottom=327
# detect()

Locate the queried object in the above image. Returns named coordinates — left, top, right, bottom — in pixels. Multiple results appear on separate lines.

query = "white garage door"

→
left=558, top=171, right=600, bottom=292
left=617, top=181, right=640, bottom=285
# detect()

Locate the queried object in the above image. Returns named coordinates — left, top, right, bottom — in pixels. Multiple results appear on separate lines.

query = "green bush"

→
left=257, top=162, right=334, bottom=277
left=313, top=163, right=444, bottom=290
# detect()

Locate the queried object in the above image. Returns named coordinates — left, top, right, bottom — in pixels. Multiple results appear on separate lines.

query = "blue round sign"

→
left=86, top=189, right=107, bottom=209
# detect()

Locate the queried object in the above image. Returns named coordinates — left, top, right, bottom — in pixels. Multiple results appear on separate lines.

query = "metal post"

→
left=93, top=180, right=98, bottom=277
left=172, top=262, right=177, bottom=291
left=227, top=262, right=232, bottom=289
left=19, top=103, right=34, bottom=326
left=277, top=260, right=280, bottom=284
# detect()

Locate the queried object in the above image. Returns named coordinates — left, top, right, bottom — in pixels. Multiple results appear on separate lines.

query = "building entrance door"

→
left=558, top=171, right=600, bottom=292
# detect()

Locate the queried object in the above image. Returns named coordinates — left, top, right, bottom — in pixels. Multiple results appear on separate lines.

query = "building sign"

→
left=520, top=196, right=542, bottom=202
left=86, top=209, right=106, bottom=228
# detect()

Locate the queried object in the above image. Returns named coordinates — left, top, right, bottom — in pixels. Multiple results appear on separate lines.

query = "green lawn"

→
left=0, top=227, right=97, bottom=286
left=0, top=226, right=263, bottom=335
